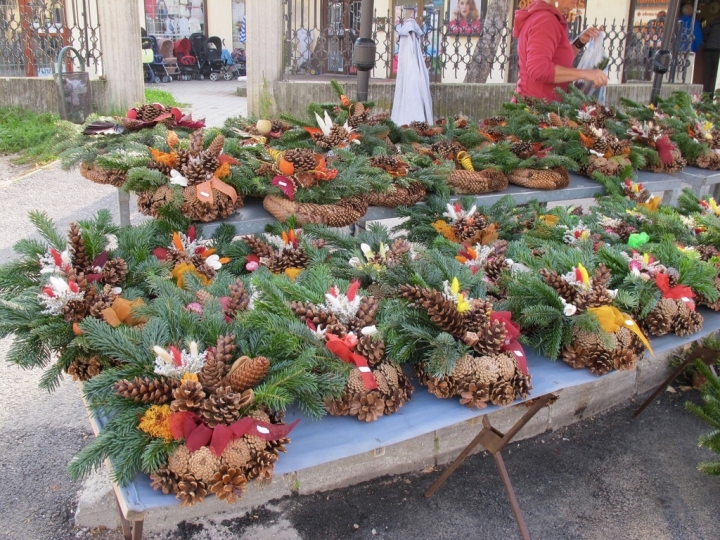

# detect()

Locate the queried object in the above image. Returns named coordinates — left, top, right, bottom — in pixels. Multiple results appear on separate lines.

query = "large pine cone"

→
left=224, top=356, right=270, bottom=392
left=458, top=380, right=490, bottom=409
left=356, top=296, right=379, bottom=325
left=242, top=235, right=276, bottom=258
left=507, top=167, right=570, bottom=190
left=188, top=129, right=205, bottom=156
left=355, top=334, right=385, bottom=367
left=283, top=148, right=316, bottom=172
left=349, top=390, right=385, bottom=422
left=101, top=258, right=128, bottom=286
left=489, top=380, right=516, bottom=406
left=150, top=468, right=182, bottom=495
left=114, top=376, right=177, bottom=404
left=540, top=269, right=577, bottom=304
left=199, top=352, right=228, bottom=393
left=226, top=280, right=250, bottom=318
left=66, top=355, right=102, bottom=381
left=68, top=222, right=90, bottom=272
left=206, top=134, right=225, bottom=157
left=199, top=386, right=246, bottom=427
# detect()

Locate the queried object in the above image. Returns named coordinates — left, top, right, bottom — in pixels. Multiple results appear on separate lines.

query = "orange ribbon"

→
left=172, top=263, right=210, bottom=289
left=196, top=176, right=238, bottom=204
left=101, top=298, right=146, bottom=327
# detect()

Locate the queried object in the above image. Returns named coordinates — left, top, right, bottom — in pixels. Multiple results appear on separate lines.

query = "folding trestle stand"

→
left=425, top=392, right=556, bottom=540
left=633, top=345, right=719, bottom=418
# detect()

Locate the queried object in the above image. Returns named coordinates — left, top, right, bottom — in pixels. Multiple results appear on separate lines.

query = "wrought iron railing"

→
left=0, top=0, right=101, bottom=78
left=282, top=1, right=692, bottom=85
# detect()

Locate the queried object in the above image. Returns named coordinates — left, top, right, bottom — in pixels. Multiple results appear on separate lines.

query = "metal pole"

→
left=354, top=0, right=376, bottom=102
left=650, top=0, right=681, bottom=104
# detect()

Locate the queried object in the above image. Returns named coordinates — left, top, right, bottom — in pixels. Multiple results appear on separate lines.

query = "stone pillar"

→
left=246, top=0, right=285, bottom=117
left=97, top=0, right=144, bottom=112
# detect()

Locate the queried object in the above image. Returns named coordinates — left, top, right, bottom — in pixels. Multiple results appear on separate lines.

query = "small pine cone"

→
left=356, top=295, right=379, bottom=325
left=494, top=353, right=517, bottom=381
left=171, top=379, right=206, bottom=412
left=346, top=368, right=368, bottom=394
left=244, top=434, right=268, bottom=454
left=325, top=322, right=349, bottom=337
left=459, top=381, right=490, bottom=409
left=176, top=474, right=208, bottom=507
left=615, top=327, right=633, bottom=349
left=585, top=286, right=613, bottom=308
left=373, top=370, right=391, bottom=395
left=483, top=258, right=509, bottom=282
left=349, top=390, right=385, bottom=422
left=194, top=261, right=217, bottom=282
left=199, top=386, right=245, bottom=427
left=188, top=446, right=221, bottom=483
left=377, top=362, right=401, bottom=391
left=355, top=334, right=385, bottom=367
left=474, top=321, right=508, bottom=356
left=196, top=290, right=213, bottom=306
left=562, top=344, right=588, bottom=369
left=573, top=329, right=603, bottom=352
left=226, top=279, right=250, bottom=318
left=511, top=371, right=532, bottom=399
left=222, top=439, right=253, bottom=469
left=68, top=221, right=90, bottom=272
left=431, top=140, right=459, bottom=159
left=66, top=355, right=102, bottom=381
left=188, top=130, right=205, bottom=156
left=199, top=345, right=227, bottom=385
left=209, top=465, right=247, bottom=504
left=325, top=393, right=353, bottom=416
left=592, top=264, right=611, bottom=289
left=423, top=372, right=457, bottom=399
left=206, top=134, right=225, bottom=157
left=101, top=258, right=128, bottom=286
left=643, top=307, right=673, bottom=337
left=114, top=376, right=177, bottom=404
left=212, top=334, right=237, bottom=365
left=283, top=148, right=316, bottom=172
left=510, top=141, right=534, bottom=159
left=540, top=269, right=577, bottom=303
left=673, top=307, right=703, bottom=337
left=224, top=356, right=270, bottom=392
left=489, top=380, right=516, bottom=406
left=289, top=301, right=338, bottom=327
left=136, top=104, right=164, bottom=121
left=588, top=351, right=614, bottom=376
left=167, top=445, right=192, bottom=475
left=61, top=298, right=88, bottom=323
left=150, top=468, right=182, bottom=495
left=612, top=349, right=637, bottom=371
left=666, top=268, right=680, bottom=288
left=242, top=235, right=275, bottom=258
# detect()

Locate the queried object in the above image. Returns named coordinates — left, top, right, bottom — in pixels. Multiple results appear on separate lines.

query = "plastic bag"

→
left=575, top=31, right=608, bottom=104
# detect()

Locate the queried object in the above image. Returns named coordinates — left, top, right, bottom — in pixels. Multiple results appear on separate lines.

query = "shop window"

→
left=144, top=0, right=205, bottom=40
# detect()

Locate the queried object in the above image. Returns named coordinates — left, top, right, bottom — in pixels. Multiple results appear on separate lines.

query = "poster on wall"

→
left=633, top=0, right=669, bottom=26
left=447, top=0, right=486, bottom=35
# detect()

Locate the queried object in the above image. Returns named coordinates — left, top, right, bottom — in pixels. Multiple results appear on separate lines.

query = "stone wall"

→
left=0, top=77, right=111, bottom=115
left=275, top=81, right=703, bottom=119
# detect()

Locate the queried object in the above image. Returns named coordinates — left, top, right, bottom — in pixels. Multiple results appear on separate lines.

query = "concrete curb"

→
left=75, top=349, right=679, bottom=533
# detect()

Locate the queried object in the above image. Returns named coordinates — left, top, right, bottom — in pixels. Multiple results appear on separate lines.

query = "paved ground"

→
left=146, top=79, right=247, bottom=127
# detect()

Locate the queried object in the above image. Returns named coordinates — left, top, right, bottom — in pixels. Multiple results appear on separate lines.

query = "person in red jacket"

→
left=513, top=0, right=608, bottom=101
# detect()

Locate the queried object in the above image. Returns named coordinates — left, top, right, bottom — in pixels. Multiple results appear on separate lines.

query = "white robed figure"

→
left=391, top=18, right=434, bottom=126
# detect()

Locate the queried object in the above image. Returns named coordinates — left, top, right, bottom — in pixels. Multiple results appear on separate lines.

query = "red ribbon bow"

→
left=490, top=311, right=529, bottom=375
left=168, top=411, right=299, bottom=456
left=655, top=273, right=695, bottom=310
left=325, top=333, right=378, bottom=390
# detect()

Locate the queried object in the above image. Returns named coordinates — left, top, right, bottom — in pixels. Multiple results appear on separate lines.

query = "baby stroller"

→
left=142, top=36, right=172, bottom=83
left=232, top=47, right=246, bottom=77
left=190, top=32, right=211, bottom=80
left=205, top=36, right=235, bottom=80
left=157, top=38, right=179, bottom=80
left=174, top=37, right=198, bottom=81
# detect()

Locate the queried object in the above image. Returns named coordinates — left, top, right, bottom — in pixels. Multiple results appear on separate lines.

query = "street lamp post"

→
left=354, top=0, right=376, bottom=102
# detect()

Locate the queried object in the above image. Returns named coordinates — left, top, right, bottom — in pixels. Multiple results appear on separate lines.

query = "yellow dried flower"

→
left=138, top=405, right=174, bottom=441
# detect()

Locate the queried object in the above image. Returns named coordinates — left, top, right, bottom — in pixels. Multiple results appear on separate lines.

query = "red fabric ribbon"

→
left=325, top=333, right=378, bottom=390
left=490, top=311, right=529, bottom=375
left=168, top=411, right=300, bottom=456
left=655, top=273, right=695, bottom=310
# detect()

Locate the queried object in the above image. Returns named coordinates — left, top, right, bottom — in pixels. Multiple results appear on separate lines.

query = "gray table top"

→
left=672, top=166, right=720, bottom=187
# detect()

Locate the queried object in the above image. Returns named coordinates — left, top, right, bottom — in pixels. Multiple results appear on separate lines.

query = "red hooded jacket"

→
left=513, top=1, right=575, bottom=101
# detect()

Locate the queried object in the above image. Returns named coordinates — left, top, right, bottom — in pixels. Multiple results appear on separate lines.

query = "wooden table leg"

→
left=633, top=345, right=719, bottom=418
left=116, top=494, right=144, bottom=540
left=494, top=450, right=530, bottom=540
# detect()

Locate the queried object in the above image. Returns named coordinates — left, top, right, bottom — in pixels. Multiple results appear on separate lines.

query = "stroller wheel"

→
left=198, top=74, right=205, bottom=80
left=209, top=72, right=219, bottom=81
left=162, top=75, right=171, bottom=83
left=223, top=71, right=233, bottom=81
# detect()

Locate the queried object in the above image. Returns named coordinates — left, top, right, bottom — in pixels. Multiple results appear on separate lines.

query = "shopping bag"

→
left=575, top=32, right=609, bottom=104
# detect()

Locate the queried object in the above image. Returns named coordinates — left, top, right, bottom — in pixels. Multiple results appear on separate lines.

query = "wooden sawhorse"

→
left=424, top=393, right=556, bottom=540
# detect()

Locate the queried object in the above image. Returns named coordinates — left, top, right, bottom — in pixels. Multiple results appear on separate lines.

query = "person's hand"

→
left=578, top=26, right=604, bottom=45
left=582, top=69, right=609, bottom=87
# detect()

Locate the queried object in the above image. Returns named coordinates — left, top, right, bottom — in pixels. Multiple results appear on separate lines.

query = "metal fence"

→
left=282, top=1, right=692, bottom=85
left=0, top=0, right=101, bottom=78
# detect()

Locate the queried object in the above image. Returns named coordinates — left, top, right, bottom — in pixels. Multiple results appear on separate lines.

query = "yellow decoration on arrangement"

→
left=577, top=263, right=590, bottom=287
left=215, top=162, right=231, bottom=179
left=431, top=220, right=459, bottom=243
left=643, top=253, right=650, bottom=265
left=450, top=278, right=470, bottom=313
left=588, top=306, right=654, bottom=355
left=150, top=147, right=177, bottom=169
left=539, top=214, right=560, bottom=227
left=181, top=373, right=199, bottom=383
left=138, top=405, right=174, bottom=441
left=637, top=196, right=661, bottom=212
left=266, top=147, right=283, bottom=163
left=456, top=151, right=475, bottom=171
left=172, top=262, right=210, bottom=289
left=708, top=197, right=720, bottom=216
left=284, top=267, right=303, bottom=281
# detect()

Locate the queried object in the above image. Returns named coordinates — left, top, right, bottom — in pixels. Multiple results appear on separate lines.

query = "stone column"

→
left=246, top=0, right=285, bottom=117
left=97, top=0, right=144, bottom=112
